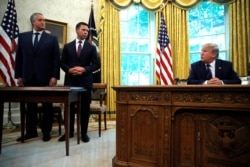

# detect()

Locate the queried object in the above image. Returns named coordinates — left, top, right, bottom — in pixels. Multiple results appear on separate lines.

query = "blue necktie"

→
left=206, top=64, right=212, bottom=79
left=34, top=32, right=39, bottom=48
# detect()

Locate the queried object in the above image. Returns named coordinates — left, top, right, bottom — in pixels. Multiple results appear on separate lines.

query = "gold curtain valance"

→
left=109, top=0, right=236, bottom=11
left=109, top=0, right=168, bottom=11
left=172, top=0, right=201, bottom=9
left=109, top=0, right=134, bottom=9
left=172, top=0, right=236, bottom=9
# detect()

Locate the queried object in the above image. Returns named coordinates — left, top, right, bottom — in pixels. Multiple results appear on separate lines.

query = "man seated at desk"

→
left=187, top=43, right=241, bottom=85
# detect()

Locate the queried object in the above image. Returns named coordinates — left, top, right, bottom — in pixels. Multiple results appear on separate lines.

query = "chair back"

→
left=90, top=83, right=108, bottom=137
left=91, top=83, right=107, bottom=106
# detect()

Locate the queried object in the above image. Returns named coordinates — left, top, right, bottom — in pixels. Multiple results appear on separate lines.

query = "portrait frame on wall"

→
left=45, top=19, right=67, bottom=49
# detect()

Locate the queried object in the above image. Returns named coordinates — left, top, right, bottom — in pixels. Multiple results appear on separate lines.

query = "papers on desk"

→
left=70, top=87, right=86, bottom=92
left=241, top=76, right=250, bottom=85
left=70, top=87, right=84, bottom=90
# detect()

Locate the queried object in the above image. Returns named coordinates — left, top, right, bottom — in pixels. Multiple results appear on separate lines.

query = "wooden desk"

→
left=112, top=85, right=250, bottom=167
left=0, top=86, right=85, bottom=156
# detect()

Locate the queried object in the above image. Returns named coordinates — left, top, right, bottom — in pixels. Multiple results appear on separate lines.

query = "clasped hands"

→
left=207, top=77, right=223, bottom=85
left=69, top=66, right=86, bottom=76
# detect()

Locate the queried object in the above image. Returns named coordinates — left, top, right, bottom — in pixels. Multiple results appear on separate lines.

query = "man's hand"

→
left=68, top=66, right=86, bottom=75
left=17, top=78, right=24, bottom=86
left=49, top=77, right=57, bottom=86
left=207, top=77, right=222, bottom=85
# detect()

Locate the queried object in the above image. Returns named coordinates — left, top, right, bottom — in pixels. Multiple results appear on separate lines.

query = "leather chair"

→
left=90, top=83, right=107, bottom=137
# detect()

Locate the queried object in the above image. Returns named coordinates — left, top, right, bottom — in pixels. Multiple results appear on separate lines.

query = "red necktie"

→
left=77, top=41, right=82, bottom=57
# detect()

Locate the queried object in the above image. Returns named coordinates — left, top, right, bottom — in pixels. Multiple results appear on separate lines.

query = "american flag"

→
left=0, top=0, right=19, bottom=87
left=156, top=12, right=174, bottom=85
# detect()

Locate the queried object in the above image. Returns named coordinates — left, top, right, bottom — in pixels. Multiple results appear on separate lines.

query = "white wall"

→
left=0, top=0, right=98, bottom=124
left=0, top=0, right=98, bottom=41
left=0, top=0, right=98, bottom=84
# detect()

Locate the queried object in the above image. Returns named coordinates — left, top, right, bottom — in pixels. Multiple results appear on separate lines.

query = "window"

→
left=120, top=2, right=228, bottom=85
left=188, top=1, right=228, bottom=64
left=120, top=5, right=156, bottom=85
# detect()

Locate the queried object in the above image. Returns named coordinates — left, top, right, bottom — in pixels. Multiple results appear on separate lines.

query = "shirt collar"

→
left=76, top=39, right=85, bottom=44
left=33, top=30, right=43, bottom=34
left=209, top=60, right=215, bottom=68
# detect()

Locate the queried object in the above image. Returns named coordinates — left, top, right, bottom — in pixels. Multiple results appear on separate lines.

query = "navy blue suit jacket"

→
left=187, top=59, right=241, bottom=84
left=60, top=40, right=100, bottom=88
left=15, top=31, right=60, bottom=84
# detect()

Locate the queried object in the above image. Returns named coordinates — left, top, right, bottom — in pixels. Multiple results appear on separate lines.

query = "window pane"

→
left=120, top=5, right=155, bottom=85
left=190, top=53, right=200, bottom=64
left=188, top=1, right=228, bottom=64
left=121, top=38, right=150, bottom=53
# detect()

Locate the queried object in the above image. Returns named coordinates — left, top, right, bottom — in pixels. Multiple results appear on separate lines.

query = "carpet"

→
left=2, top=120, right=116, bottom=146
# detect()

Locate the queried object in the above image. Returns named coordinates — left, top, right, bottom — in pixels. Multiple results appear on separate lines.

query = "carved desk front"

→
left=112, top=85, right=250, bottom=167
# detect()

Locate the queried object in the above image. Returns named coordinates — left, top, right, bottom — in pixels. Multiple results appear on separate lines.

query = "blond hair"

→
left=202, top=43, right=219, bottom=58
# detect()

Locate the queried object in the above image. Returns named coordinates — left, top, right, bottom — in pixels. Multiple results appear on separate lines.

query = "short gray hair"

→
left=30, top=12, right=43, bottom=24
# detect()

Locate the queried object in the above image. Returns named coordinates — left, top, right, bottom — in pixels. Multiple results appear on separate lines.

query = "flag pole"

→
left=1, top=0, right=19, bottom=129
left=3, top=102, right=18, bottom=129
left=88, top=0, right=94, bottom=44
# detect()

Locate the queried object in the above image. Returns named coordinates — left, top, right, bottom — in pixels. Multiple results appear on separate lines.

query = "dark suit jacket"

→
left=187, top=59, right=241, bottom=84
left=60, top=40, right=100, bottom=88
left=15, top=31, right=60, bottom=84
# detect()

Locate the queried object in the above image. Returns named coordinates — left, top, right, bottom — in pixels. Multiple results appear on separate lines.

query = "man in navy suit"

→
left=15, top=13, right=61, bottom=141
left=187, top=43, right=241, bottom=85
left=58, top=22, right=100, bottom=142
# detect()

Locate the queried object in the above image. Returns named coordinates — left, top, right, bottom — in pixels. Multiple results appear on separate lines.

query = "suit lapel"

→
left=200, top=62, right=207, bottom=79
left=27, top=32, right=33, bottom=47
left=70, top=40, right=78, bottom=57
left=33, top=31, right=47, bottom=52
left=78, top=40, right=88, bottom=58
left=215, top=59, right=222, bottom=78
left=37, top=32, right=46, bottom=48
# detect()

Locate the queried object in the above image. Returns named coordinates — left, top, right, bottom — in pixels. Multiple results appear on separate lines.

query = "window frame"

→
left=120, top=5, right=156, bottom=86
left=188, top=1, right=229, bottom=64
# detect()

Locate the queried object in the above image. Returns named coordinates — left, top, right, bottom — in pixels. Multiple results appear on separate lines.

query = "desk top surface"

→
left=113, top=85, right=250, bottom=92
left=0, top=86, right=85, bottom=92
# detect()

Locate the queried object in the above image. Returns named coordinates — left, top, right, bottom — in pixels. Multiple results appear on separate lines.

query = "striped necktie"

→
left=77, top=41, right=82, bottom=57
left=206, top=64, right=212, bottom=79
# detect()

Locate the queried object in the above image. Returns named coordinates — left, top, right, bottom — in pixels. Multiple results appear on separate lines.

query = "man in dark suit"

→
left=187, top=43, right=241, bottom=85
left=15, top=13, right=60, bottom=141
left=59, top=22, right=100, bottom=142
